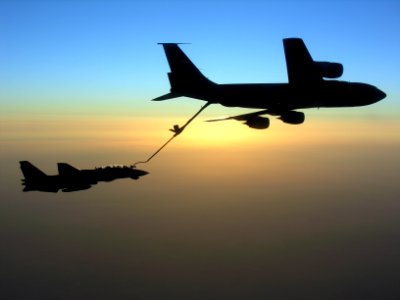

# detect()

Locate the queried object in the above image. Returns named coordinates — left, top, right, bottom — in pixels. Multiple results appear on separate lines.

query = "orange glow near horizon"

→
left=2, top=114, right=400, bottom=177
left=2, top=114, right=400, bottom=148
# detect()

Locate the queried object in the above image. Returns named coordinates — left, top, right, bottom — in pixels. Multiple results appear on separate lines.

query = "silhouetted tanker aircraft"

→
left=20, top=161, right=148, bottom=192
left=153, top=38, right=385, bottom=129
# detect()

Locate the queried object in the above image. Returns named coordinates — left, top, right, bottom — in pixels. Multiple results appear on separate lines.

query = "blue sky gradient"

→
left=1, top=0, right=399, bottom=116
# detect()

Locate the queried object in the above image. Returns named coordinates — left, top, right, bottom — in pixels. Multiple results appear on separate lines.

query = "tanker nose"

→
left=351, top=83, right=386, bottom=106
left=375, top=88, right=386, bottom=101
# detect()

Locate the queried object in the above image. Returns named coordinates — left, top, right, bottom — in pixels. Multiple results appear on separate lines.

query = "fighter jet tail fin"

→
left=20, top=161, right=47, bottom=179
left=58, top=163, right=80, bottom=176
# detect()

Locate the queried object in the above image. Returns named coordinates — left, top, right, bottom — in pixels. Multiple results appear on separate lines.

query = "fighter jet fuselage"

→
left=20, top=161, right=148, bottom=193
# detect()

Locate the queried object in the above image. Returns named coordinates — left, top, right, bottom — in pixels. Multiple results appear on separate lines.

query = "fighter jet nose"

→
left=129, top=168, right=149, bottom=180
left=137, top=169, right=149, bottom=177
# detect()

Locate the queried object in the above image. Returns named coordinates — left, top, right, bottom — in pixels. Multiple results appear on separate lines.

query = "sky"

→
left=1, top=0, right=400, bottom=299
left=1, top=0, right=399, bottom=117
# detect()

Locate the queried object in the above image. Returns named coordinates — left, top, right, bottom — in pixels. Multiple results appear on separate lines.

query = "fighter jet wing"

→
left=57, top=163, right=93, bottom=191
left=283, top=38, right=321, bottom=84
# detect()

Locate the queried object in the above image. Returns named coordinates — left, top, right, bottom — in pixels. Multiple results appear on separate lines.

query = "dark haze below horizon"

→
left=1, top=117, right=400, bottom=299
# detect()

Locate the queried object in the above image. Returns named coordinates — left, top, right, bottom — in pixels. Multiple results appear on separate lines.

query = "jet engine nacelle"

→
left=314, top=61, right=343, bottom=79
left=245, top=116, right=270, bottom=129
left=279, top=111, right=305, bottom=125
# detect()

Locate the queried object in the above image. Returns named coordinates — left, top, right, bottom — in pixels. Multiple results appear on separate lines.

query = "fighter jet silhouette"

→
left=20, top=161, right=148, bottom=192
left=153, top=38, right=386, bottom=129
